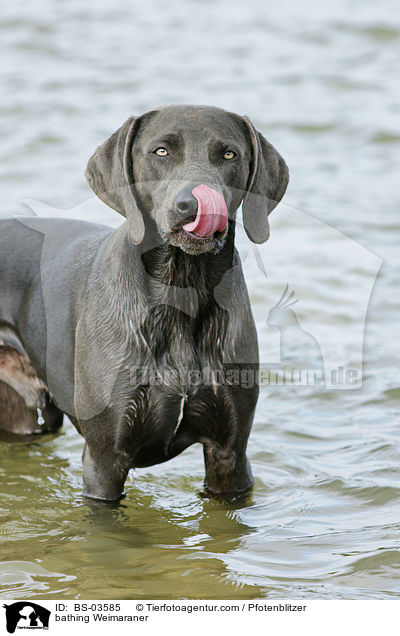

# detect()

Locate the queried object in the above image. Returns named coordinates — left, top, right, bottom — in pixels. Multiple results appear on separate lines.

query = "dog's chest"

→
left=127, top=378, right=229, bottom=468
left=122, top=276, right=245, bottom=466
left=125, top=321, right=230, bottom=467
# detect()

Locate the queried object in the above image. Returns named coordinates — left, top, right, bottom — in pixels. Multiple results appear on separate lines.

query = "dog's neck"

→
left=93, top=221, right=237, bottom=361
left=141, top=228, right=234, bottom=289
left=99, top=220, right=237, bottom=316
left=128, top=223, right=235, bottom=294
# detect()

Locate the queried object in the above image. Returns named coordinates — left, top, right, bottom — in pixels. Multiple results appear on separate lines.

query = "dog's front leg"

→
left=82, top=441, right=130, bottom=502
left=203, top=442, right=253, bottom=496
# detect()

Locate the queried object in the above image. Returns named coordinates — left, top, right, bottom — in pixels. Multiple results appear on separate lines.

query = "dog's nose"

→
left=175, top=187, right=198, bottom=218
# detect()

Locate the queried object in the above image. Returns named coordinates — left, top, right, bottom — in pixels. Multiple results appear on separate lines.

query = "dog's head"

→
left=85, top=105, right=289, bottom=255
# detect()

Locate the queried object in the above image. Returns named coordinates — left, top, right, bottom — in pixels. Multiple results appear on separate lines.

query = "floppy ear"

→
left=242, top=117, right=289, bottom=243
left=85, top=116, right=145, bottom=244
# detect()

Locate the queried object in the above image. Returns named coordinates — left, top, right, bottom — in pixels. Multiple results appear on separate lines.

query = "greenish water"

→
left=1, top=0, right=399, bottom=600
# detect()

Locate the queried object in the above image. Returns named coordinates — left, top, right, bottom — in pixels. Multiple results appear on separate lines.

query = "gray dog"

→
left=0, top=105, right=288, bottom=501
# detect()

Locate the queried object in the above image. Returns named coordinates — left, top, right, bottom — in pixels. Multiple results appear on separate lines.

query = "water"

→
left=1, top=0, right=399, bottom=600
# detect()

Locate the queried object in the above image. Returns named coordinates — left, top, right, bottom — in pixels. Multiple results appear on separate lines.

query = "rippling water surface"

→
left=1, top=0, right=399, bottom=600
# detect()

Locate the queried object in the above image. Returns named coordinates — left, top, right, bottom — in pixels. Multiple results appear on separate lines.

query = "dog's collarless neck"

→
left=138, top=226, right=235, bottom=290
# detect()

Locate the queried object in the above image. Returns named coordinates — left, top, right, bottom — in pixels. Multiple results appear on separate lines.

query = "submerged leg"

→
left=203, top=442, right=253, bottom=495
left=82, top=441, right=130, bottom=502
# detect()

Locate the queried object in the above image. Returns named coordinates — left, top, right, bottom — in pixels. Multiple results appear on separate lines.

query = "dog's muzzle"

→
left=176, top=184, right=228, bottom=238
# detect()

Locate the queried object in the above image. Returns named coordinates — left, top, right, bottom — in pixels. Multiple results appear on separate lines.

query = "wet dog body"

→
left=0, top=105, right=288, bottom=500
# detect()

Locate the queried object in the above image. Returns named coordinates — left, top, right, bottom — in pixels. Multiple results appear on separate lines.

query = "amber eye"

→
left=223, top=150, right=236, bottom=160
left=154, top=147, right=168, bottom=156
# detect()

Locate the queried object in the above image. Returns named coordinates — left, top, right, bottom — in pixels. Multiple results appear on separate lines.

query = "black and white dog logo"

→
left=3, top=602, right=50, bottom=633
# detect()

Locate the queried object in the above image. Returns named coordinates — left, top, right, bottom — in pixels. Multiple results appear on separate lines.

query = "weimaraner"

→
left=0, top=105, right=288, bottom=500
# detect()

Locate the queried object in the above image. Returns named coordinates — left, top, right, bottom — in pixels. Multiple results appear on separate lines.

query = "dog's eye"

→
left=154, top=147, right=168, bottom=157
left=223, top=150, right=236, bottom=160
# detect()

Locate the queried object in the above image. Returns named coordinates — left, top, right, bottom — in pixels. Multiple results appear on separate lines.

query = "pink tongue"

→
left=182, top=184, right=228, bottom=237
